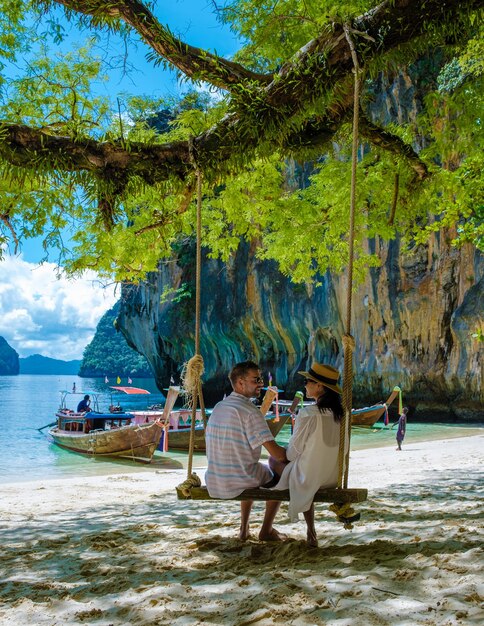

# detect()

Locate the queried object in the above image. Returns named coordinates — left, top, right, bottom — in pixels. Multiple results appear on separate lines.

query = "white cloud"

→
left=0, top=255, right=118, bottom=361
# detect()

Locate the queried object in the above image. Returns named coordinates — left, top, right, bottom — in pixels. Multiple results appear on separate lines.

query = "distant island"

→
left=0, top=336, right=81, bottom=376
left=19, top=354, right=81, bottom=375
left=1, top=302, right=151, bottom=377
left=0, top=336, right=19, bottom=375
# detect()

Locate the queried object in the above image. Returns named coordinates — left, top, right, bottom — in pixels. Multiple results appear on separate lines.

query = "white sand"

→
left=0, top=434, right=482, bottom=625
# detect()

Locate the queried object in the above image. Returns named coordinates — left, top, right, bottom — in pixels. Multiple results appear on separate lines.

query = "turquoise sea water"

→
left=1, top=375, right=482, bottom=483
left=0, top=375, right=169, bottom=482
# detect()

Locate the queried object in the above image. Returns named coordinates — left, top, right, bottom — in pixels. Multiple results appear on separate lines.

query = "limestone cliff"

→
left=117, top=237, right=482, bottom=418
left=335, top=235, right=483, bottom=418
left=116, top=58, right=483, bottom=419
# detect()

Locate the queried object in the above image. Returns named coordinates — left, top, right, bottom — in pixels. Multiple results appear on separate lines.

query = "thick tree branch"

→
left=189, top=0, right=480, bottom=169
left=54, top=0, right=271, bottom=90
left=0, top=123, right=191, bottom=183
left=359, top=116, right=429, bottom=179
left=1, top=0, right=478, bottom=187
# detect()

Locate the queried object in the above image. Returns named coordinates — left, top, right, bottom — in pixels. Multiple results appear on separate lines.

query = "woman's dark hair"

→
left=316, top=388, right=343, bottom=422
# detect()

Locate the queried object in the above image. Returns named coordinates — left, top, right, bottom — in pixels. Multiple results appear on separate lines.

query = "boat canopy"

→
left=110, top=386, right=150, bottom=395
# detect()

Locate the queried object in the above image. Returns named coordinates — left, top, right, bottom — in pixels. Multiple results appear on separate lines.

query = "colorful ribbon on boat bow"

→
left=383, top=404, right=389, bottom=426
left=394, top=385, right=403, bottom=414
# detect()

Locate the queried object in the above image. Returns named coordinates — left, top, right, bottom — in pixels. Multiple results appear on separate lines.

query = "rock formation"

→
left=117, top=236, right=483, bottom=419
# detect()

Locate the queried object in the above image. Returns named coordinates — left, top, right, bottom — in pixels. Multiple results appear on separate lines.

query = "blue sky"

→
left=1, top=1, right=241, bottom=361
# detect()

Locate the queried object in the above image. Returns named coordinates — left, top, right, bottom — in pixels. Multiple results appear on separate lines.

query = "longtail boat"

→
left=351, top=386, right=402, bottom=427
left=49, top=391, right=163, bottom=463
left=276, top=386, right=402, bottom=428
left=164, top=410, right=292, bottom=452
left=162, top=386, right=295, bottom=452
left=162, top=386, right=403, bottom=450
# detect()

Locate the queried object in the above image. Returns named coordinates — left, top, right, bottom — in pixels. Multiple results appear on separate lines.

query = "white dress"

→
left=272, top=405, right=342, bottom=521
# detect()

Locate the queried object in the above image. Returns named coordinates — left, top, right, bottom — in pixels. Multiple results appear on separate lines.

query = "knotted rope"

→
left=181, top=354, right=205, bottom=410
left=329, top=502, right=361, bottom=530
left=177, top=472, right=202, bottom=498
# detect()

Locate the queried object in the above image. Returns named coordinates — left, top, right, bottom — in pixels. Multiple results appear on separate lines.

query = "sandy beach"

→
left=1, top=433, right=482, bottom=625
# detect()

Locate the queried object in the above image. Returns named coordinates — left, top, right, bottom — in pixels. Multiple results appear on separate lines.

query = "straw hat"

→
left=297, top=362, right=342, bottom=394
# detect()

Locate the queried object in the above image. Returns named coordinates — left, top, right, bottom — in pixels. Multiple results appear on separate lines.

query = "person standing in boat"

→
left=77, top=395, right=92, bottom=413
left=205, top=360, right=288, bottom=542
left=268, top=362, right=344, bottom=548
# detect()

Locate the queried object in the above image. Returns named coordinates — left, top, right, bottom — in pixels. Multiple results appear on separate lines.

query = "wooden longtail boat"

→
left=164, top=411, right=292, bottom=452
left=351, top=386, right=401, bottom=427
left=275, top=386, right=402, bottom=428
left=163, top=386, right=294, bottom=452
left=49, top=391, right=163, bottom=463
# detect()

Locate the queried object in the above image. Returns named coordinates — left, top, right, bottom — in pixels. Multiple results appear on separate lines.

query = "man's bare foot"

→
left=239, top=528, right=251, bottom=541
left=258, top=528, right=288, bottom=542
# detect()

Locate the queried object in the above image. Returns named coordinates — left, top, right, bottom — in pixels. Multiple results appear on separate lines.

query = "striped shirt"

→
left=205, top=392, right=274, bottom=499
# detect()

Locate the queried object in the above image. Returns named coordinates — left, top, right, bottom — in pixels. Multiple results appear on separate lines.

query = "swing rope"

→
left=178, top=156, right=205, bottom=492
left=332, top=25, right=362, bottom=527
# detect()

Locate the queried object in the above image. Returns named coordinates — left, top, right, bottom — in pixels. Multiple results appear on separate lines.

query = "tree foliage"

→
left=0, top=0, right=482, bottom=283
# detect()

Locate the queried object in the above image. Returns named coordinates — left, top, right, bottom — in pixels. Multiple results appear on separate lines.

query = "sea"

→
left=1, top=375, right=482, bottom=484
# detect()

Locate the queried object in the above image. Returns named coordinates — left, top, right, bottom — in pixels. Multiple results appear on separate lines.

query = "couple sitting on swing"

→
left=205, top=360, right=344, bottom=548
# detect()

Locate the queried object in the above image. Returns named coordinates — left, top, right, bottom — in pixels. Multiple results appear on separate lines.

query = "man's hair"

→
left=229, top=360, right=260, bottom=387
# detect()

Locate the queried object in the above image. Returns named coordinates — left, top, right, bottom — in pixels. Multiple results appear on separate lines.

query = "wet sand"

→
left=0, top=432, right=482, bottom=625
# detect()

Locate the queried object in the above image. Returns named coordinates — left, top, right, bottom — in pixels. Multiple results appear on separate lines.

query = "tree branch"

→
left=54, top=0, right=271, bottom=90
left=0, top=122, right=191, bottom=183
left=1, top=211, right=19, bottom=253
left=1, top=0, right=477, bottom=187
left=359, top=116, right=429, bottom=179
left=189, top=0, right=479, bottom=170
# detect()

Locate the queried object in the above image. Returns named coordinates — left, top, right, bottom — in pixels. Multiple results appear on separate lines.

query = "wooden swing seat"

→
left=176, top=485, right=367, bottom=504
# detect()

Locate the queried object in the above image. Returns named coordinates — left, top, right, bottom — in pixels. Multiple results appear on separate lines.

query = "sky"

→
left=0, top=254, right=119, bottom=360
left=1, top=1, right=241, bottom=361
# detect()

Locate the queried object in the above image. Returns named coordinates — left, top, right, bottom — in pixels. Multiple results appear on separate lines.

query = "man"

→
left=205, top=361, right=288, bottom=541
left=77, top=394, right=92, bottom=413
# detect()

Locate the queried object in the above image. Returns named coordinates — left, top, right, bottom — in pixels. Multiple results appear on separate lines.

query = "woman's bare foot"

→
left=258, top=528, right=288, bottom=542
left=239, top=527, right=251, bottom=541
left=306, top=530, right=318, bottom=548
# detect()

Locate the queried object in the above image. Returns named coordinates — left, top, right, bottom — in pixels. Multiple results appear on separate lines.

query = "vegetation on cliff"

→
left=79, top=301, right=152, bottom=378
left=0, top=0, right=481, bottom=286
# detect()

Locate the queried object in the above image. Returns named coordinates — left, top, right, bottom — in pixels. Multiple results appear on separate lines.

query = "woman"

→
left=269, top=362, right=344, bottom=547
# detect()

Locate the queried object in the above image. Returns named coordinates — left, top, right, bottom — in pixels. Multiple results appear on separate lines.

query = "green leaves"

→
left=0, top=0, right=482, bottom=286
left=0, top=41, right=110, bottom=135
left=225, top=0, right=371, bottom=67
